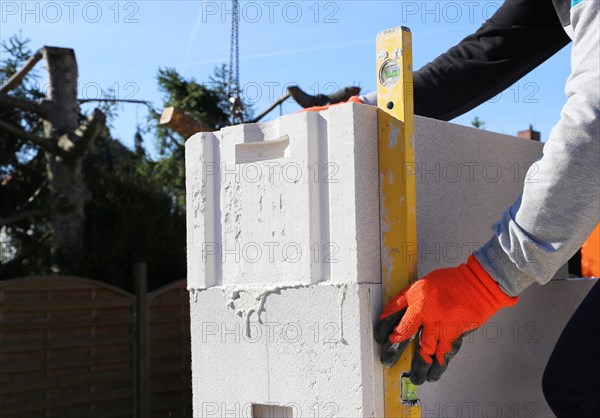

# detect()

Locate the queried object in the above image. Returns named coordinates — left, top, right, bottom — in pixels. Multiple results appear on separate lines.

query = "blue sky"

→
left=1, top=0, right=572, bottom=154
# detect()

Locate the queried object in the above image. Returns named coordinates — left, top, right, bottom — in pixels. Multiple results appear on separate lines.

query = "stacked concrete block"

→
left=186, top=104, right=384, bottom=417
left=186, top=103, right=593, bottom=417
left=186, top=105, right=381, bottom=290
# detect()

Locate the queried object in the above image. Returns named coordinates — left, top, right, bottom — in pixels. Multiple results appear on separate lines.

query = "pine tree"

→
left=471, top=116, right=485, bottom=129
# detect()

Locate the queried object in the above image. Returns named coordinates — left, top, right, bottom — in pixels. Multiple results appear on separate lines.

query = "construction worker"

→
left=307, top=0, right=599, bottom=415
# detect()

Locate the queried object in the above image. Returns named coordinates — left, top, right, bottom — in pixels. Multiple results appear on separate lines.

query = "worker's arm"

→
left=475, top=0, right=600, bottom=295
left=375, top=0, right=599, bottom=383
left=362, top=0, right=570, bottom=120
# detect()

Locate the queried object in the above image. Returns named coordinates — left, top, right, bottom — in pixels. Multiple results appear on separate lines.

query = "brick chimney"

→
left=518, top=124, right=541, bottom=141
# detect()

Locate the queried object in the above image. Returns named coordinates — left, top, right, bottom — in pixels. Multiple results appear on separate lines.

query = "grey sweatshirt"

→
left=476, top=0, right=599, bottom=296
left=363, top=0, right=600, bottom=296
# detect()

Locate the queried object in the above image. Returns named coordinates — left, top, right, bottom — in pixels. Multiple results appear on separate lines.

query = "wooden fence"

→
left=0, top=266, right=191, bottom=418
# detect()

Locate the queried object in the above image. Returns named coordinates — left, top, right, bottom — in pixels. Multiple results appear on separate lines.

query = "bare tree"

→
left=0, top=47, right=105, bottom=263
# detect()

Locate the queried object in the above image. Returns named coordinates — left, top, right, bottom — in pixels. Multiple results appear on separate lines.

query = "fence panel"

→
left=1, top=275, right=192, bottom=417
left=0, top=276, right=135, bottom=418
left=148, top=280, right=192, bottom=418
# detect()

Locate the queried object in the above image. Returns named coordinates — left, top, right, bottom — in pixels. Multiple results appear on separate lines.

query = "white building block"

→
left=186, top=131, right=221, bottom=289
left=187, top=103, right=591, bottom=417
left=414, top=116, right=561, bottom=276
left=190, top=283, right=384, bottom=417
left=186, top=104, right=381, bottom=289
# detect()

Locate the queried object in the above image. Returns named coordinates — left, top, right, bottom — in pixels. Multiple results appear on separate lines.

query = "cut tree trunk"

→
left=0, top=46, right=105, bottom=269
left=41, top=47, right=99, bottom=263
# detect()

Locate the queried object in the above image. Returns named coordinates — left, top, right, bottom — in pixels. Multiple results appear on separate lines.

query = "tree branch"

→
left=160, top=106, right=211, bottom=138
left=15, top=180, right=48, bottom=213
left=0, top=232, right=51, bottom=273
left=0, top=49, right=43, bottom=94
left=165, top=131, right=184, bottom=151
left=57, top=108, right=106, bottom=159
left=0, top=209, right=47, bottom=227
left=0, top=120, right=56, bottom=154
left=0, top=92, right=47, bottom=116
left=79, top=98, right=159, bottom=117
left=251, top=92, right=291, bottom=123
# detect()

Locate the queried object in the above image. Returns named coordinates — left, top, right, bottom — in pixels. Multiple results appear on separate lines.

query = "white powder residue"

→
left=188, top=282, right=353, bottom=343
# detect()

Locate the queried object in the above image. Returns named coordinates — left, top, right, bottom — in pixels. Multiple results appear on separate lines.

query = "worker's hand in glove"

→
left=300, top=96, right=364, bottom=112
left=374, top=255, right=519, bottom=385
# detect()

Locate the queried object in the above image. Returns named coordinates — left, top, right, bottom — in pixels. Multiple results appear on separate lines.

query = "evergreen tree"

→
left=146, top=66, right=254, bottom=208
left=471, top=116, right=485, bottom=129
left=1, top=36, right=245, bottom=290
left=0, top=36, right=186, bottom=290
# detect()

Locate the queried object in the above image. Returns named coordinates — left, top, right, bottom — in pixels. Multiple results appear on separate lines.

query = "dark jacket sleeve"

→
left=414, top=0, right=571, bottom=120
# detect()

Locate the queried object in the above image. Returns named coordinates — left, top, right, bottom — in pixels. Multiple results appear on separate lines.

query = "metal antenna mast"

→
left=228, top=0, right=243, bottom=125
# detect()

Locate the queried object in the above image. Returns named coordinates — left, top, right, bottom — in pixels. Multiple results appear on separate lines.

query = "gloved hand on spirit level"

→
left=374, top=255, right=519, bottom=385
left=300, top=95, right=364, bottom=112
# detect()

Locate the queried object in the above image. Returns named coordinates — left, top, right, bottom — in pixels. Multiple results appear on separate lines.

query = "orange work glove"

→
left=374, top=255, right=519, bottom=385
left=300, top=95, right=363, bottom=112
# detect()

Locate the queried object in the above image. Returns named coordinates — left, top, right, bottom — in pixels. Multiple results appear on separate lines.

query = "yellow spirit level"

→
left=376, top=26, right=421, bottom=418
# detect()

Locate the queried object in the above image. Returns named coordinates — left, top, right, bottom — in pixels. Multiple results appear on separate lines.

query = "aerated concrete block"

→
left=187, top=103, right=384, bottom=417
left=186, top=103, right=591, bottom=417
left=189, top=283, right=383, bottom=417
left=186, top=104, right=380, bottom=289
